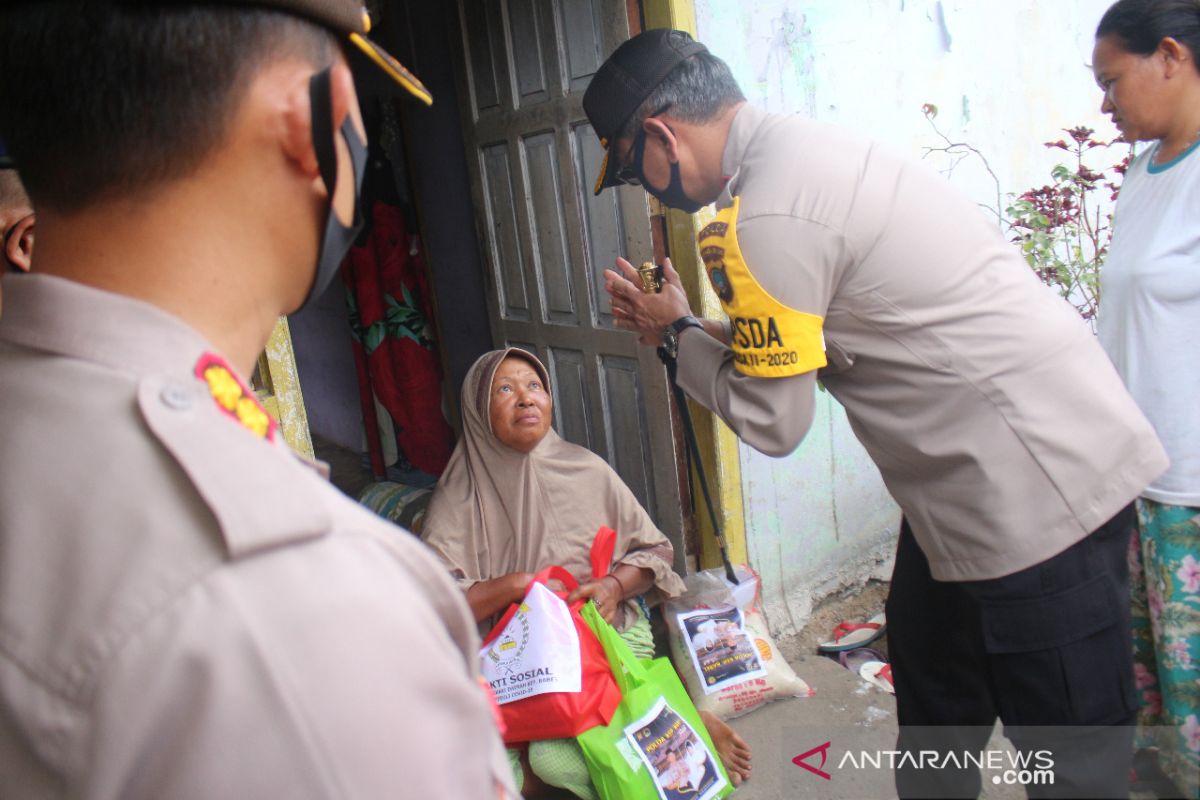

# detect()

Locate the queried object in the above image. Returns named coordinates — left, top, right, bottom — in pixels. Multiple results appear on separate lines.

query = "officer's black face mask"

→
left=629, top=129, right=705, bottom=214
left=301, top=67, right=367, bottom=310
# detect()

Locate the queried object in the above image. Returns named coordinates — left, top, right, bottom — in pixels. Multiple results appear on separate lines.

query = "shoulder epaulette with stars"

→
left=194, top=352, right=277, bottom=442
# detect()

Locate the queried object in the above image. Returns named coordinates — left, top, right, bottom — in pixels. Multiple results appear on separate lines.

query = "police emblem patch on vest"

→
left=700, top=244, right=734, bottom=303
left=696, top=197, right=828, bottom=378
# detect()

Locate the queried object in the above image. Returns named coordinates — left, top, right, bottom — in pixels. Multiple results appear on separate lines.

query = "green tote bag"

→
left=577, top=602, right=735, bottom=800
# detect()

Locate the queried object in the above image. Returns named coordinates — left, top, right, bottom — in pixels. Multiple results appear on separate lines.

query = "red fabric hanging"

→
left=342, top=201, right=453, bottom=476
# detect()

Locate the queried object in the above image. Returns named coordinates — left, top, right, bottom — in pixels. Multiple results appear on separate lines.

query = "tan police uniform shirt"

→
left=676, top=103, right=1168, bottom=582
left=0, top=274, right=518, bottom=800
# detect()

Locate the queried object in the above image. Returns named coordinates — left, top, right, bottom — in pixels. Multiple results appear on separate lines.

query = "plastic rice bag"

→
left=665, top=566, right=812, bottom=720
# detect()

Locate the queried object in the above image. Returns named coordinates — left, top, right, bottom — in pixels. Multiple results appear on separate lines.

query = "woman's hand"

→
left=465, top=571, right=534, bottom=623
left=567, top=575, right=624, bottom=624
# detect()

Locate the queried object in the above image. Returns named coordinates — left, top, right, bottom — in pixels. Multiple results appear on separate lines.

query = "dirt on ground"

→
left=778, top=578, right=890, bottom=663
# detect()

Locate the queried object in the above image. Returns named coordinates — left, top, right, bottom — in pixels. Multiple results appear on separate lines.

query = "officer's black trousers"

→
left=886, top=505, right=1138, bottom=799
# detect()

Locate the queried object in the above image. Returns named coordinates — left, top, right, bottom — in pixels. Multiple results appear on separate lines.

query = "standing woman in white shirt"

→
left=1093, top=1, right=1200, bottom=795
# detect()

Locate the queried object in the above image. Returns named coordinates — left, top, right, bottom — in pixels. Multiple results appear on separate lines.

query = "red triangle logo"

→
left=793, top=741, right=833, bottom=780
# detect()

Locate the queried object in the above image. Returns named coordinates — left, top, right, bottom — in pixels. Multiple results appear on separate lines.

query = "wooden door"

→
left=451, top=0, right=684, bottom=560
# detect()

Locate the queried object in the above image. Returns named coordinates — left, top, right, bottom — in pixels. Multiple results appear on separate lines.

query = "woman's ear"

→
left=1159, top=36, right=1192, bottom=77
left=5, top=213, right=34, bottom=273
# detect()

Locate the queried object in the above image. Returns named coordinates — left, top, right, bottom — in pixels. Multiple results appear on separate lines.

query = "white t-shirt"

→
left=1100, top=139, right=1200, bottom=506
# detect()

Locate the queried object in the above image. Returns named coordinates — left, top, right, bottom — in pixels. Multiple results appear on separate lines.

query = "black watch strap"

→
left=670, top=315, right=704, bottom=336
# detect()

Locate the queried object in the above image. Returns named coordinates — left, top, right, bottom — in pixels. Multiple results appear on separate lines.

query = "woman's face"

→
left=488, top=355, right=552, bottom=453
left=1092, top=34, right=1176, bottom=143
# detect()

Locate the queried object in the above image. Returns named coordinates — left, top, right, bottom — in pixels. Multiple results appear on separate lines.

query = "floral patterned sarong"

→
left=1131, top=498, right=1200, bottom=798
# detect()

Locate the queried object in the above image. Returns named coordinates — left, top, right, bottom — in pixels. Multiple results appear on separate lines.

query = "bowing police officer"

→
left=587, top=28, right=1166, bottom=799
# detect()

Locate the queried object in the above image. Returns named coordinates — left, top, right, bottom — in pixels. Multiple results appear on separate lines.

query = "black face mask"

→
left=302, top=67, right=367, bottom=310
left=630, top=130, right=705, bottom=214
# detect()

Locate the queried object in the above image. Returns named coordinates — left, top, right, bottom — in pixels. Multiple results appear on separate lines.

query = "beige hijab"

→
left=422, top=348, right=685, bottom=627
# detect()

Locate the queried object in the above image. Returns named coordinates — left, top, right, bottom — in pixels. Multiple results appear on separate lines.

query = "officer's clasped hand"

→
left=605, top=256, right=693, bottom=347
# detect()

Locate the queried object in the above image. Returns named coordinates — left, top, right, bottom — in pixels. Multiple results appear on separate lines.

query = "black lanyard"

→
left=657, top=342, right=739, bottom=585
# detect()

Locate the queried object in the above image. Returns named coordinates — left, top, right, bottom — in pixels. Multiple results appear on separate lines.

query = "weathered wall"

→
left=692, top=0, right=1117, bottom=634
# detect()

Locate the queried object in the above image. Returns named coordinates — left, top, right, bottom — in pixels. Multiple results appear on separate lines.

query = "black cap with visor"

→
left=198, top=0, right=432, bottom=104
left=582, top=28, right=706, bottom=196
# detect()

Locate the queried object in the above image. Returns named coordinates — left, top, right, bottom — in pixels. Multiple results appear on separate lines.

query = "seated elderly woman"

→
left=422, top=347, right=752, bottom=798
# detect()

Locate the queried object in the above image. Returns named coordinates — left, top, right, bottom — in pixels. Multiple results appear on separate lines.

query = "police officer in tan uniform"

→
left=0, top=3, right=515, bottom=798
left=586, top=29, right=1169, bottom=798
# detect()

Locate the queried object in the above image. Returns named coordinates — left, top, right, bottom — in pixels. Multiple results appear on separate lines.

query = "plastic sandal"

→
left=859, top=661, right=894, bottom=694
left=816, top=612, right=886, bottom=653
left=837, top=647, right=887, bottom=675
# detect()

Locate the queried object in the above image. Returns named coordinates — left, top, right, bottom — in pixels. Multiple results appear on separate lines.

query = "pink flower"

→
left=1166, top=639, right=1193, bottom=668
left=1181, top=715, right=1200, bottom=752
left=1135, top=663, right=1158, bottom=689
left=1176, top=555, right=1200, bottom=593
left=1142, top=690, right=1163, bottom=717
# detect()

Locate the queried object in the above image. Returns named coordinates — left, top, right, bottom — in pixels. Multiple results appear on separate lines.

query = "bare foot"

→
left=700, top=710, right=752, bottom=786
left=517, top=746, right=553, bottom=799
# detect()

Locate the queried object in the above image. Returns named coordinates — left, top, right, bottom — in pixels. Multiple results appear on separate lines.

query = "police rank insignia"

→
left=194, top=352, right=278, bottom=441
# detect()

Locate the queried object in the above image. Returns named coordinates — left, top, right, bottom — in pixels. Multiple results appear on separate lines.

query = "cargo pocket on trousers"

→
left=978, top=575, right=1136, bottom=726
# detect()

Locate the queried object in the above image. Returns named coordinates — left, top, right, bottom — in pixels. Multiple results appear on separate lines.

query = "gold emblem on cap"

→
left=348, top=32, right=433, bottom=106
left=361, top=8, right=372, bottom=33
left=593, top=149, right=611, bottom=195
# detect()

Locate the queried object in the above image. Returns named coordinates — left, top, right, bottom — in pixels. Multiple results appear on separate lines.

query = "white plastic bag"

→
left=665, top=566, right=812, bottom=719
left=480, top=581, right=582, bottom=704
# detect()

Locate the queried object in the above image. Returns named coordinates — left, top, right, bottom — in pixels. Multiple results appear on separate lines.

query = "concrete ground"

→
left=726, top=650, right=903, bottom=800
left=704, top=577, right=1032, bottom=799
left=722, top=651, right=1028, bottom=800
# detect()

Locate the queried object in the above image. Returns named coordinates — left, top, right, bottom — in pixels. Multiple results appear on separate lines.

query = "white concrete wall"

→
left=692, top=0, right=1120, bottom=634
